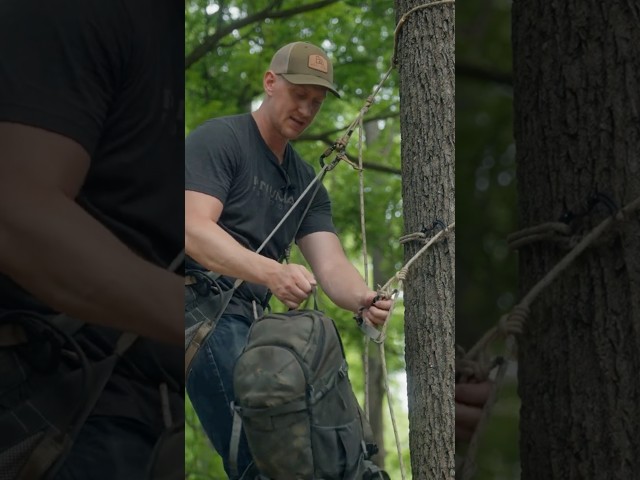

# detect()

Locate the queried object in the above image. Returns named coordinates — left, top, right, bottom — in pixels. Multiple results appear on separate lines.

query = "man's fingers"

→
left=364, top=305, right=389, bottom=325
left=372, top=297, right=392, bottom=310
left=285, top=300, right=300, bottom=309
left=455, top=425, right=474, bottom=443
left=292, top=264, right=316, bottom=286
left=455, top=381, right=492, bottom=407
left=455, top=400, right=483, bottom=431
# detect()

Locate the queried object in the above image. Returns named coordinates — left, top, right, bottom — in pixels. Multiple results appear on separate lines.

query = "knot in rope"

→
left=456, top=357, right=492, bottom=382
left=498, top=304, right=529, bottom=337
left=507, top=221, right=572, bottom=250
left=396, top=266, right=408, bottom=281
left=455, top=345, right=502, bottom=383
left=398, top=231, right=425, bottom=244
left=359, top=95, right=374, bottom=116
left=336, top=136, right=349, bottom=151
left=324, top=154, right=343, bottom=171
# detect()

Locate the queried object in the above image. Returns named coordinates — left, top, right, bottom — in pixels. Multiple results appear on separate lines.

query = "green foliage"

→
left=185, top=396, right=226, bottom=479
left=185, top=1, right=409, bottom=478
left=457, top=1, right=520, bottom=478
left=185, top=0, right=521, bottom=476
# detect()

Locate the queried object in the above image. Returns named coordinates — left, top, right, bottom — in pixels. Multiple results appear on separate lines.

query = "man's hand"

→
left=455, top=381, right=492, bottom=442
left=358, top=291, right=392, bottom=326
left=267, top=263, right=317, bottom=309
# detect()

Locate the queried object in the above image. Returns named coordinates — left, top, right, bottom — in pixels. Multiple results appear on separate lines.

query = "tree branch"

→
left=296, top=136, right=401, bottom=175
left=185, top=0, right=341, bottom=69
left=299, top=111, right=400, bottom=141
left=456, top=62, right=512, bottom=86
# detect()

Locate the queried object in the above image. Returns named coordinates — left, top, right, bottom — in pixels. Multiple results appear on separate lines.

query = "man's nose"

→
left=298, top=101, right=312, bottom=118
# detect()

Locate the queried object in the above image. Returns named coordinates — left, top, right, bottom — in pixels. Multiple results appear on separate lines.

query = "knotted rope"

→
left=311, top=3, right=456, bottom=478
left=457, top=193, right=640, bottom=480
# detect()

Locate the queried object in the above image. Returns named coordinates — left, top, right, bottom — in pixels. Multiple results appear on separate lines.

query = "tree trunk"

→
left=368, top=246, right=389, bottom=469
left=513, top=2, right=640, bottom=478
left=395, top=1, right=455, bottom=478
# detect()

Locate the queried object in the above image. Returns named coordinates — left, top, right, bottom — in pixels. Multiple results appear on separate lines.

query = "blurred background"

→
left=457, top=0, right=519, bottom=478
left=185, top=0, right=519, bottom=478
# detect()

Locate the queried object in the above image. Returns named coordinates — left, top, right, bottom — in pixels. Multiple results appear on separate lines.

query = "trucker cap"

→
left=269, top=42, right=341, bottom=98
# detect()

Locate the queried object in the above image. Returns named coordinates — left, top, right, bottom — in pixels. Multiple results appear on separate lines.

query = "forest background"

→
left=184, top=0, right=518, bottom=478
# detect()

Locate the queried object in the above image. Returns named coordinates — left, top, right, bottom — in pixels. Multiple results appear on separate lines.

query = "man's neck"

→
left=251, top=110, right=286, bottom=163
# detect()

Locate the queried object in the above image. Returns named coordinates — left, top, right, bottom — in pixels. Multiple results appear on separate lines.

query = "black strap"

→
left=12, top=249, right=183, bottom=479
left=185, top=169, right=329, bottom=377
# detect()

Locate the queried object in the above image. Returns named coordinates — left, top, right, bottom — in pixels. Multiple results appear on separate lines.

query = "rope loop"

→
left=506, top=221, right=572, bottom=250
left=456, top=358, right=491, bottom=382
left=396, top=266, right=408, bottom=282
left=497, top=305, right=528, bottom=340
left=399, top=232, right=425, bottom=244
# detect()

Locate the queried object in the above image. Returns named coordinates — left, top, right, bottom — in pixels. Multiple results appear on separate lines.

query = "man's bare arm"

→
left=185, top=190, right=316, bottom=309
left=0, top=123, right=182, bottom=345
left=298, top=231, right=391, bottom=325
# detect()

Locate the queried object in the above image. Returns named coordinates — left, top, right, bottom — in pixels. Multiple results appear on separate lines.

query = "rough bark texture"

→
left=395, top=1, right=455, bottom=478
left=513, top=2, right=640, bottom=479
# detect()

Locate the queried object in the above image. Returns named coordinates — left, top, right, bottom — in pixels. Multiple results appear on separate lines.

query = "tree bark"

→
left=513, top=2, right=640, bottom=479
left=395, top=0, right=455, bottom=478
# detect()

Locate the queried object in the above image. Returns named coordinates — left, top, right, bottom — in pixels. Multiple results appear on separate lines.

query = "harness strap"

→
left=15, top=330, right=139, bottom=480
left=228, top=408, right=244, bottom=478
left=184, top=283, right=235, bottom=378
left=10, top=249, right=183, bottom=479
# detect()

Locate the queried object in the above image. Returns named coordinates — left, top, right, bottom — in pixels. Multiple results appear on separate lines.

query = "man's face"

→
left=270, top=74, right=327, bottom=139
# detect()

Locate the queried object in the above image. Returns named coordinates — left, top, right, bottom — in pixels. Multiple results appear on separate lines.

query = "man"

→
left=456, top=381, right=492, bottom=441
left=185, top=41, right=490, bottom=478
left=0, top=1, right=184, bottom=478
left=185, top=42, right=392, bottom=479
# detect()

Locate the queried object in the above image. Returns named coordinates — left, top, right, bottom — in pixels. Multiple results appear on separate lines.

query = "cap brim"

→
left=280, top=73, right=341, bottom=98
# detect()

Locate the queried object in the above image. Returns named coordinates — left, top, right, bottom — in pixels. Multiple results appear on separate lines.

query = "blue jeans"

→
left=186, top=314, right=254, bottom=479
left=54, top=416, right=157, bottom=479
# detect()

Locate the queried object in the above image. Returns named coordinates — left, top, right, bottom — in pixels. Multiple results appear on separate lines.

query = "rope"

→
left=307, top=2, right=455, bottom=477
left=362, top=222, right=452, bottom=480
left=358, top=116, right=372, bottom=423
left=458, top=193, right=640, bottom=480
left=391, top=0, right=456, bottom=67
left=380, top=223, right=455, bottom=295
left=506, top=221, right=573, bottom=250
left=380, top=340, right=407, bottom=478
left=256, top=161, right=334, bottom=256
left=320, top=0, right=455, bottom=171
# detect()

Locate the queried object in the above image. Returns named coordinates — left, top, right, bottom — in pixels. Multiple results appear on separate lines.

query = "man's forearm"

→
left=185, top=217, right=281, bottom=286
left=317, top=261, right=370, bottom=314
left=0, top=188, right=183, bottom=345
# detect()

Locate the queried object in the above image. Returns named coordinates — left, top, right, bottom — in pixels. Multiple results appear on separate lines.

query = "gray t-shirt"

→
left=185, top=113, right=336, bottom=314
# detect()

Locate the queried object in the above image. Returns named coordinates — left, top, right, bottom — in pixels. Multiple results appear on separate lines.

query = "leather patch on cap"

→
left=308, top=54, right=328, bottom=73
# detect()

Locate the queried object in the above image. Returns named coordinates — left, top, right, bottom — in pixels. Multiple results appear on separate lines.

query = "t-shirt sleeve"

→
left=296, top=182, right=337, bottom=240
left=0, top=1, right=129, bottom=155
left=185, top=121, right=238, bottom=204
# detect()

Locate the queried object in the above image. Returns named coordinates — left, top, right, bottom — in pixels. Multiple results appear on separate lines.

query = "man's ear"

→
left=264, top=71, right=277, bottom=96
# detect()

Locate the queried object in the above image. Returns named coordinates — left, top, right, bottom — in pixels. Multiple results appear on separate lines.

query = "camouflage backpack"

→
left=230, top=309, right=390, bottom=480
